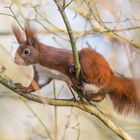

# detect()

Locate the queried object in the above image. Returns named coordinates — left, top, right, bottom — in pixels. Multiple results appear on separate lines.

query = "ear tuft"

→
left=29, top=37, right=36, bottom=48
left=12, top=24, right=24, bottom=44
left=25, top=23, right=37, bottom=44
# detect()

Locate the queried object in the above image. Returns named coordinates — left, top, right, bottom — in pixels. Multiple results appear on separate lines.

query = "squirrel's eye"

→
left=23, top=48, right=30, bottom=55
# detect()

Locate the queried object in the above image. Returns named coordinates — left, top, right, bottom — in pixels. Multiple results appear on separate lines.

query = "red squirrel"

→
left=12, top=25, right=140, bottom=115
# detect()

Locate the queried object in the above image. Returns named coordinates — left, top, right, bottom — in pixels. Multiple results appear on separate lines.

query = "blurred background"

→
left=0, top=0, right=140, bottom=140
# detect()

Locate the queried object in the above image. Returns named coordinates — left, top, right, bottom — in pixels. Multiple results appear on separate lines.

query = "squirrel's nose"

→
left=14, top=56, right=25, bottom=65
left=14, top=52, right=25, bottom=65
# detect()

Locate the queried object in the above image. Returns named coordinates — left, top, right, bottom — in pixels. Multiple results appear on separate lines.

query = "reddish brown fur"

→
left=24, top=24, right=38, bottom=44
left=12, top=25, right=140, bottom=115
left=37, top=43, right=79, bottom=85
left=79, top=48, right=140, bottom=114
left=79, top=48, right=112, bottom=87
left=109, top=76, right=140, bottom=114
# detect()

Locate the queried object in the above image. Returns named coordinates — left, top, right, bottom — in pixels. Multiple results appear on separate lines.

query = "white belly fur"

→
left=34, top=64, right=72, bottom=85
left=83, top=82, right=100, bottom=94
left=34, top=64, right=100, bottom=94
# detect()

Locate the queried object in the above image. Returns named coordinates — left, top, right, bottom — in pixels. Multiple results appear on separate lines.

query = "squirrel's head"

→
left=12, top=25, right=40, bottom=66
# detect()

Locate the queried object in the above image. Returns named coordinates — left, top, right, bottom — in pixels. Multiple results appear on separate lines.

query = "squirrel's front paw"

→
left=14, top=83, right=33, bottom=93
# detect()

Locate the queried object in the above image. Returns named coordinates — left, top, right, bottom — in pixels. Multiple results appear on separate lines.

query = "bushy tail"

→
left=109, top=76, right=140, bottom=115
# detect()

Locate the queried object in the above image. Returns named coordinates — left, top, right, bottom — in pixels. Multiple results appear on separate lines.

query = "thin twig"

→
left=0, top=12, right=14, bottom=17
left=23, top=99, right=54, bottom=140
left=103, top=26, right=140, bottom=33
left=61, top=107, right=73, bottom=140
left=54, top=0, right=81, bottom=80
left=71, top=112, right=80, bottom=140
left=53, top=80, right=58, bottom=140
left=5, top=2, right=24, bottom=30
left=63, top=0, right=74, bottom=9
left=67, top=83, right=76, bottom=100
left=33, top=5, right=64, bottom=33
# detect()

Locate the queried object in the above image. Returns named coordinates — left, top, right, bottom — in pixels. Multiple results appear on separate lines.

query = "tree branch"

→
left=0, top=74, right=134, bottom=140
left=5, top=2, right=24, bottom=30
left=53, top=0, right=81, bottom=80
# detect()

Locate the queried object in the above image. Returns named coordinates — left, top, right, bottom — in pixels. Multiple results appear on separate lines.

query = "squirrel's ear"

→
left=12, top=25, right=24, bottom=44
left=29, top=37, right=36, bottom=48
